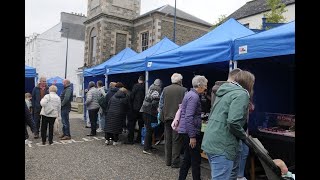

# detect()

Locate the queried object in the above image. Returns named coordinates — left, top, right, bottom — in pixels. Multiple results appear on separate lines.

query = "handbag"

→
left=171, top=104, right=182, bottom=132
left=54, top=117, right=61, bottom=135
left=43, top=95, right=55, bottom=114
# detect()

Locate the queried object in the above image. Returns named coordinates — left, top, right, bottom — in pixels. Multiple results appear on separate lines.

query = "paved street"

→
left=25, top=112, right=211, bottom=180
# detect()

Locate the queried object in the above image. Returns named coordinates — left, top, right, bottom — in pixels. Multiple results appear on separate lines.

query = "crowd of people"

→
left=25, top=77, right=73, bottom=145
left=25, top=70, right=292, bottom=180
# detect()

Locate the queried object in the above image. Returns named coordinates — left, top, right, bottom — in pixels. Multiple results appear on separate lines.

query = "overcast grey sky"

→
left=25, top=0, right=251, bottom=37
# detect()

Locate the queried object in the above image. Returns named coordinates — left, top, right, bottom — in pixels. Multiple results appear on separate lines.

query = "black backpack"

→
left=98, top=94, right=107, bottom=111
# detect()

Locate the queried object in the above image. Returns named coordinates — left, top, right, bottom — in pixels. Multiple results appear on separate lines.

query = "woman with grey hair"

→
left=178, top=75, right=208, bottom=180
left=140, top=79, right=162, bottom=154
left=85, top=81, right=100, bottom=136
left=40, top=85, right=61, bottom=145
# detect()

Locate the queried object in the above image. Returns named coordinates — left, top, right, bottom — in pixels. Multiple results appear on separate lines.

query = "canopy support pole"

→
left=145, top=71, right=149, bottom=95
left=229, top=60, right=233, bottom=72
left=233, top=60, right=238, bottom=69
left=83, top=74, right=87, bottom=123
left=104, top=74, right=108, bottom=90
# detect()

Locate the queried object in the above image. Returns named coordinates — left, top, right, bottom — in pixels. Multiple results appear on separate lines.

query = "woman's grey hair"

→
left=171, top=73, right=183, bottom=84
left=88, top=81, right=96, bottom=89
left=192, top=75, right=208, bottom=88
left=49, top=85, right=58, bottom=93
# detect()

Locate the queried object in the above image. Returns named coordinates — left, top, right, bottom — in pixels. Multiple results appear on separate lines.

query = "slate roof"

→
left=137, top=4, right=212, bottom=27
left=227, top=0, right=295, bottom=20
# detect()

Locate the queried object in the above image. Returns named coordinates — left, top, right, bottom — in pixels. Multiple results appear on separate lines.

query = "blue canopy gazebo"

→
left=25, top=65, right=37, bottom=93
left=47, top=76, right=73, bottom=96
left=233, top=21, right=295, bottom=169
left=107, top=37, right=179, bottom=89
left=145, top=18, right=255, bottom=89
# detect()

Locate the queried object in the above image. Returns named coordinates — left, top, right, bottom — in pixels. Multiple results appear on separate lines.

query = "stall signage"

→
left=239, top=45, right=247, bottom=54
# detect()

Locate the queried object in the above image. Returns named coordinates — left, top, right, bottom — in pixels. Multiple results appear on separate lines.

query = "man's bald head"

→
left=63, top=79, right=71, bottom=87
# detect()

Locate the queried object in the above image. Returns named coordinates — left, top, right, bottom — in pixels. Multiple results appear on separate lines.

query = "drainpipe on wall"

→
left=262, top=17, right=267, bottom=30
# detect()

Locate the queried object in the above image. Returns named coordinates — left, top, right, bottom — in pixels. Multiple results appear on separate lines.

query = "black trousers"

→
left=88, top=108, right=99, bottom=135
left=143, top=113, right=157, bottom=151
left=164, top=120, right=184, bottom=166
left=41, top=116, right=56, bottom=143
left=25, top=124, right=29, bottom=140
left=33, top=109, right=41, bottom=134
left=178, top=134, right=201, bottom=180
left=106, top=133, right=119, bottom=142
left=127, top=110, right=144, bottom=142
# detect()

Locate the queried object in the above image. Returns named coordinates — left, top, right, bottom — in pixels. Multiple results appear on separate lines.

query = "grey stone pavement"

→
left=25, top=111, right=212, bottom=180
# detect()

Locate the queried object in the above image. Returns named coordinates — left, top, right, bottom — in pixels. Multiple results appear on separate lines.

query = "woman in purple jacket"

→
left=178, top=75, right=208, bottom=180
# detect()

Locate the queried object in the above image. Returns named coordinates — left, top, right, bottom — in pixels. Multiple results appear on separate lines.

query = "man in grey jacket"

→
left=159, top=73, right=187, bottom=168
left=59, top=79, right=73, bottom=140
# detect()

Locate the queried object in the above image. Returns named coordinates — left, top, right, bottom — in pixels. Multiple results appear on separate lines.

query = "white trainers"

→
left=25, top=139, right=32, bottom=144
left=143, top=150, right=152, bottom=155
left=96, top=128, right=103, bottom=133
left=105, top=139, right=113, bottom=145
left=237, top=177, right=247, bottom=180
left=113, top=141, right=121, bottom=146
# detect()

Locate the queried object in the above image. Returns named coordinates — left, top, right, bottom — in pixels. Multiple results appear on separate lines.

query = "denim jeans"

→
left=206, top=153, right=233, bottom=180
left=143, top=113, right=157, bottom=151
left=238, top=141, right=249, bottom=177
left=33, top=109, right=41, bottom=134
left=98, top=112, right=105, bottom=130
left=61, top=108, right=71, bottom=137
left=230, top=141, right=242, bottom=180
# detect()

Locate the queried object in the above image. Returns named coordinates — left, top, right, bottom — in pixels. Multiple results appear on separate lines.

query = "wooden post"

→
left=250, top=154, right=255, bottom=180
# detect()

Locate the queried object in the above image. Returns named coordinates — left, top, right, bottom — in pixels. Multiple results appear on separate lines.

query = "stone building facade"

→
left=84, top=0, right=212, bottom=67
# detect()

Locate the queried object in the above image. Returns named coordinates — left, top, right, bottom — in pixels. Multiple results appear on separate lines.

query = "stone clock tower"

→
left=84, top=0, right=140, bottom=67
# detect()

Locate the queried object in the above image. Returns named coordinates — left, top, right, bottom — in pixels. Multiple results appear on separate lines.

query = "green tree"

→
left=211, top=14, right=227, bottom=30
left=264, top=0, right=287, bottom=23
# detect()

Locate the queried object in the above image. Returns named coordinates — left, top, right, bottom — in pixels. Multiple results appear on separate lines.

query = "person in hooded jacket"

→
left=210, top=68, right=242, bottom=106
left=201, top=70, right=255, bottom=180
left=140, top=79, right=162, bottom=155
left=105, top=87, right=129, bottom=145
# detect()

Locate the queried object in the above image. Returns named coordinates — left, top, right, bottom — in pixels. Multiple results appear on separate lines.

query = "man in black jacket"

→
left=59, top=79, right=73, bottom=140
left=125, top=76, right=145, bottom=144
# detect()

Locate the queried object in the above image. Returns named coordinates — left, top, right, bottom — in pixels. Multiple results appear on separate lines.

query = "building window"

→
left=141, top=32, right=149, bottom=51
left=90, top=28, right=97, bottom=65
left=243, top=23, right=250, bottom=28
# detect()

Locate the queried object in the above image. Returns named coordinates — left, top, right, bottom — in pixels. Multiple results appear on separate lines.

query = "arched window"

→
left=90, top=28, right=97, bottom=65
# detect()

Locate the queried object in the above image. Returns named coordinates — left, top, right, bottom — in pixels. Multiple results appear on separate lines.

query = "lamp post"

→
left=173, top=0, right=177, bottom=43
left=60, top=27, right=69, bottom=79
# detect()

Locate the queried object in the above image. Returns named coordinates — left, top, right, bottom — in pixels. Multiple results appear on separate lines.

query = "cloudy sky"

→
left=25, top=0, right=251, bottom=37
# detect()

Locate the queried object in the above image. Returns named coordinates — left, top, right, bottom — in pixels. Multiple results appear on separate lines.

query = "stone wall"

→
left=160, top=20, right=208, bottom=45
